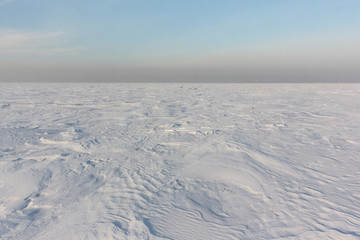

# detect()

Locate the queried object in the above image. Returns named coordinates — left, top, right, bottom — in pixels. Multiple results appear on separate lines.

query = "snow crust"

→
left=0, top=83, right=359, bottom=239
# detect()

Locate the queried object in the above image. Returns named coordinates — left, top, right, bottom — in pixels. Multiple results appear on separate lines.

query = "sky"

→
left=0, top=0, right=360, bottom=82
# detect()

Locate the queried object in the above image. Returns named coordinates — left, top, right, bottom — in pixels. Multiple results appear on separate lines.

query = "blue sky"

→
left=1, top=0, right=360, bottom=81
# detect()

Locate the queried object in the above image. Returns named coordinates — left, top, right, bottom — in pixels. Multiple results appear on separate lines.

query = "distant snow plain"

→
left=0, top=83, right=359, bottom=240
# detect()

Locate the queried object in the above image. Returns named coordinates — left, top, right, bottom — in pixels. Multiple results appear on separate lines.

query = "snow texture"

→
left=0, top=83, right=359, bottom=239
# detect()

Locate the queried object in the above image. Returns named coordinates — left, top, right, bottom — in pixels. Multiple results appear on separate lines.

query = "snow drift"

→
left=0, top=83, right=359, bottom=239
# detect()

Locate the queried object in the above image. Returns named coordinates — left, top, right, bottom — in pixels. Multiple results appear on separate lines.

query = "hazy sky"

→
left=1, top=0, right=360, bottom=82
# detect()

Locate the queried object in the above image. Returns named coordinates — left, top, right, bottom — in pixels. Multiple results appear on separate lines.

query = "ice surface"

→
left=0, top=83, right=359, bottom=239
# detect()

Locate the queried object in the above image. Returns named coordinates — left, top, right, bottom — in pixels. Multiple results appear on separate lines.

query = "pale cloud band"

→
left=0, top=0, right=14, bottom=6
left=0, top=29, right=63, bottom=49
left=0, top=29, right=81, bottom=56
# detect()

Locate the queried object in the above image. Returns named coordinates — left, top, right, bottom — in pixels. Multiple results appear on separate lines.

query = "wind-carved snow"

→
left=0, top=83, right=360, bottom=239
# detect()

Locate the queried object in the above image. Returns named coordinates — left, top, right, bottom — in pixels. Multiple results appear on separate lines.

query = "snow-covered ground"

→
left=0, top=83, right=359, bottom=239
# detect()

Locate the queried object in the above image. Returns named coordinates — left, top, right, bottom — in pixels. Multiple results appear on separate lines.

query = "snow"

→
left=0, top=83, right=359, bottom=239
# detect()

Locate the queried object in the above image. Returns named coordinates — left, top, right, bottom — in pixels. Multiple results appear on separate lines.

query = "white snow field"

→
left=0, top=83, right=359, bottom=240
